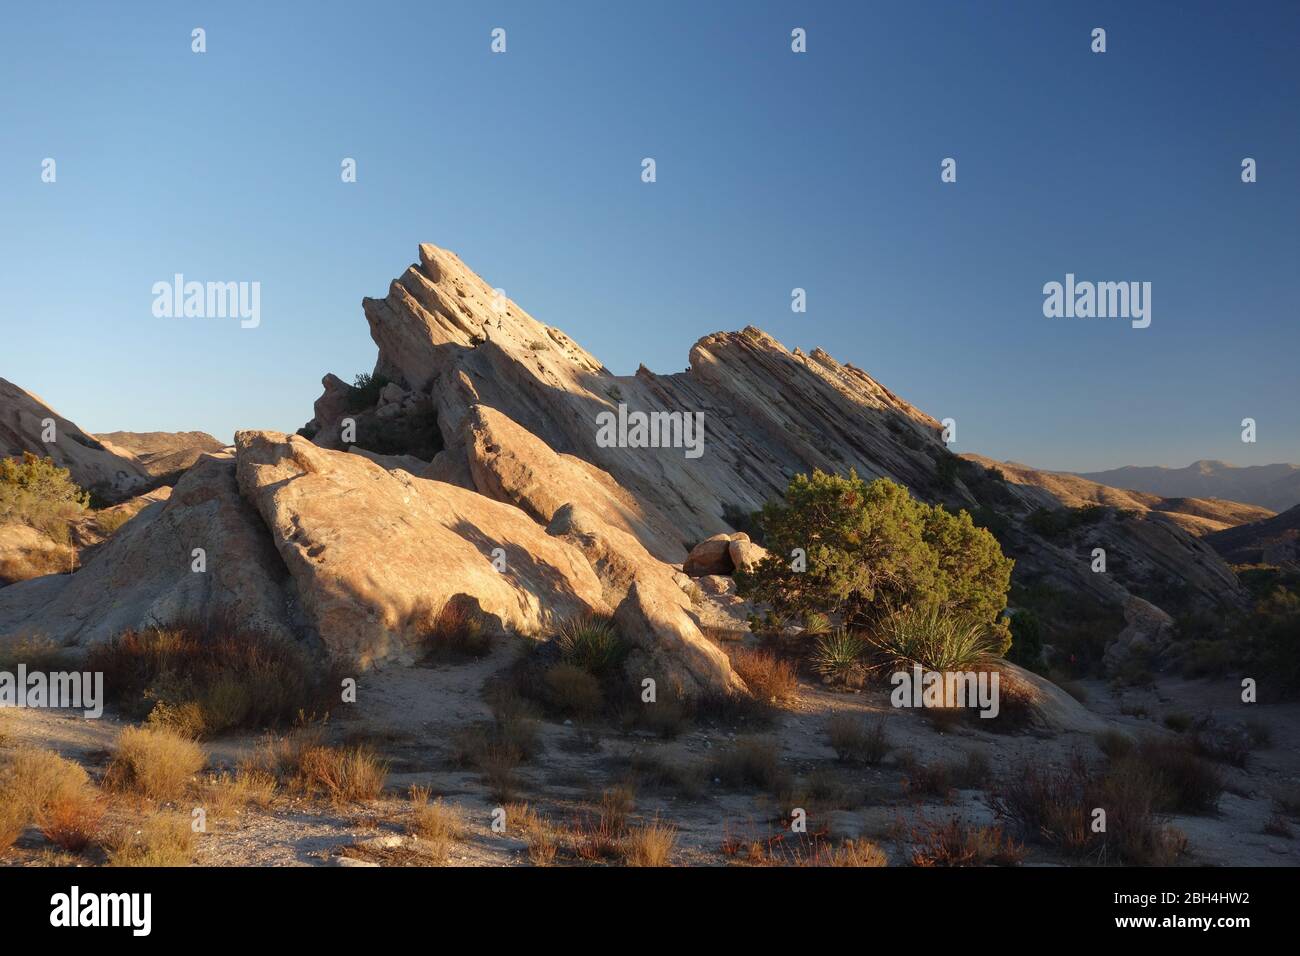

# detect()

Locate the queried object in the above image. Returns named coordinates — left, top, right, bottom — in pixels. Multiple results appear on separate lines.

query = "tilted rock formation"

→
left=96, top=430, right=227, bottom=481
left=234, top=431, right=609, bottom=668
left=0, top=378, right=149, bottom=500
left=303, top=243, right=1246, bottom=623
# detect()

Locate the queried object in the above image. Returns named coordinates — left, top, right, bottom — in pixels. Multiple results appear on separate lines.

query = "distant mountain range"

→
left=1074, top=461, right=1300, bottom=514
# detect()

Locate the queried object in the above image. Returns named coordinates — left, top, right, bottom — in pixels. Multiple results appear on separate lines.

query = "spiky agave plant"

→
left=811, top=628, right=871, bottom=685
left=865, top=605, right=1001, bottom=672
left=554, top=614, right=627, bottom=677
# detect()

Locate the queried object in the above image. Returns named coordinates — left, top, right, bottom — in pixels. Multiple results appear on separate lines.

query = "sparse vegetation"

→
left=105, top=812, right=194, bottom=867
left=910, top=817, right=1025, bottom=867
left=826, top=714, right=890, bottom=765
left=105, top=725, right=206, bottom=801
left=623, top=820, right=677, bottom=866
left=292, top=745, right=389, bottom=804
left=407, top=786, right=462, bottom=862
left=87, top=621, right=333, bottom=737
left=709, top=737, right=786, bottom=792
left=729, top=647, right=798, bottom=703
left=0, top=452, right=90, bottom=538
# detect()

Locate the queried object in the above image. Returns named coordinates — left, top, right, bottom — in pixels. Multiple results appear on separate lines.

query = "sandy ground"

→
left=2, top=631, right=1297, bottom=868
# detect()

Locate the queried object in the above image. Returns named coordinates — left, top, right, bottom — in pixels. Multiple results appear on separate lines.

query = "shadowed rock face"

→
left=304, top=243, right=1247, bottom=618
left=0, top=378, right=150, bottom=500
left=1209, top=504, right=1300, bottom=568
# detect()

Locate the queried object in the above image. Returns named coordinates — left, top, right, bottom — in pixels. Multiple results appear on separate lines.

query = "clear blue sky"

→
left=1, top=1, right=1296, bottom=472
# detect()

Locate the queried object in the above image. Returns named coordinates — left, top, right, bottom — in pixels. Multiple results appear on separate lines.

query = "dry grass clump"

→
left=910, top=817, right=1025, bottom=867
left=729, top=647, right=798, bottom=704
left=105, top=725, right=205, bottom=801
left=721, top=832, right=886, bottom=867
left=709, top=737, right=787, bottom=792
left=826, top=714, right=890, bottom=765
left=87, top=621, right=334, bottom=737
left=572, top=786, right=637, bottom=861
left=293, top=745, right=388, bottom=804
left=504, top=802, right=559, bottom=866
left=0, top=635, right=76, bottom=672
left=0, top=748, right=103, bottom=853
left=407, top=786, right=462, bottom=862
left=0, top=545, right=73, bottom=584
left=203, top=765, right=278, bottom=819
left=419, top=600, right=493, bottom=661
left=623, top=820, right=677, bottom=867
left=628, top=752, right=706, bottom=797
left=104, top=812, right=194, bottom=867
left=1095, top=728, right=1135, bottom=760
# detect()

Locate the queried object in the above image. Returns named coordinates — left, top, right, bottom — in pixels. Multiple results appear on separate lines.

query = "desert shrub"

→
left=910, top=817, right=1024, bottom=867
left=721, top=502, right=764, bottom=544
left=992, top=754, right=1188, bottom=865
left=824, top=839, right=888, bottom=867
left=0, top=452, right=90, bottom=538
left=628, top=753, right=706, bottom=798
left=543, top=663, right=604, bottom=717
left=347, top=372, right=390, bottom=410
left=37, top=789, right=104, bottom=853
left=1095, top=729, right=1135, bottom=761
left=623, top=820, right=677, bottom=867
left=105, top=813, right=194, bottom=867
left=735, top=471, right=1013, bottom=645
left=420, top=601, right=492, bottom=660
left=709, top=737, right=786, bottom=792
left=87, top=622, right=332, bottom=737
left=105, top=726, right=205, bottom=801
left=1005, top=608, right=1044, bottom=668
left=826, top=714, right=890, bottom=765
left=1163, top=712, right=1193, bottom=733
left=1130, top=738, right=1222, bottom=813
left=554, top=614, right=626, bottom=678
left=865, top=605, right=1003, bottom=672
left=0, top=635, right=77, bottom=673
left=0, top=748, right=98, bottom=850
left=1264, top=815, right=1294, bottom=838
left=729, top=647, right=798, bottom=703
left=293, top=745, right=388, bottom=804
left=810, top=628, right=870, bottom=686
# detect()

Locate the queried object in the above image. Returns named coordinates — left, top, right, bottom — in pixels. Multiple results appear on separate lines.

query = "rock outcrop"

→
left=300, top=244, right=1246, bottom=628
left=1, top=378, right=149, bottom=500
left=95, top=430, right=227, bottom=481
left=0, top=453, right=293, bottom=646
left=234, top=430, right=609, bottom=668
left=1209, top=504, right=1300, bottom=569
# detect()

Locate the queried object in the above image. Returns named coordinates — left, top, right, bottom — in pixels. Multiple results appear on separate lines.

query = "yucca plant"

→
left=865, top=605, right=1001, bottom=672
left=811, top=628, right=871, bottom=685
left=802, top=611, right=832, bottom=636
left=555, top=615, right=626, bottom=678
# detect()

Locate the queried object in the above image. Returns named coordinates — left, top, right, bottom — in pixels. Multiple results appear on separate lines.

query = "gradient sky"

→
left=1, top=0, right=1296, bottom=472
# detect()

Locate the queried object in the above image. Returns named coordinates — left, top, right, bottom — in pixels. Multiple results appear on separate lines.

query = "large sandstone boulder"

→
left=464, top=404, right=684, bottom=562
left=684, top=533, right=739, bottom=576
left=235, top=431, right=608, bottom=667
left=0, top=453, right=293, bottom=647
left=613, top=578, right=748, bottom=700
left=547, top=503, right=749, bottom=697
left=728, top=537, right=769, bottom=573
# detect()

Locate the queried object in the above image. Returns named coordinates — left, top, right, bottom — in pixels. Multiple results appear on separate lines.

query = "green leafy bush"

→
left=0, top=452, right=89, bottom=539
left=736, top=470, right=1013, bottom=647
